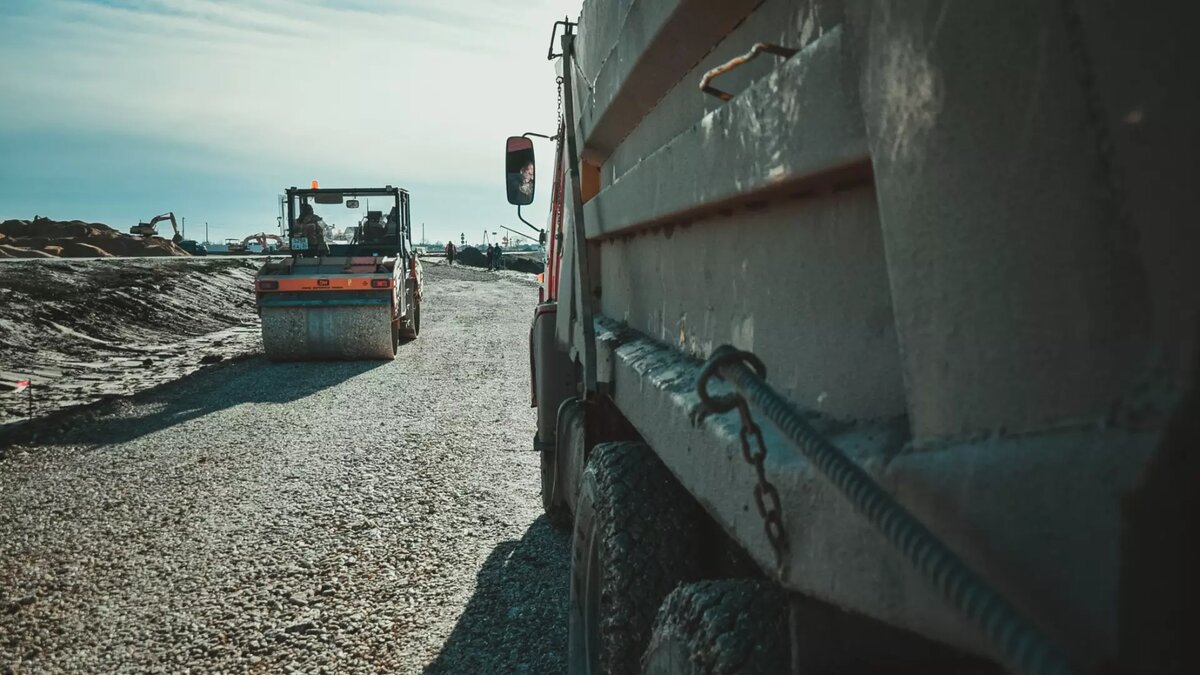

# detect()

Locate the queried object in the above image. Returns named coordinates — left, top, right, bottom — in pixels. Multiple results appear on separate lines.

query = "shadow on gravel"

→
left=425, top=516, right=571, bottom=675
left=12, top=358, right=387, bottom=448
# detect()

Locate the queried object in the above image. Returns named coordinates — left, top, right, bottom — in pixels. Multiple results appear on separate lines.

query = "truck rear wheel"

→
left=642, top=579, right=787, bottom=675
left=400, top=301, right=420, bottom=341
left=568, top=441, right=705, bottom=675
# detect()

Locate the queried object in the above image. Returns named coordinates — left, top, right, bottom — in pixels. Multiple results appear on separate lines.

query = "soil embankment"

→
left=0, top=217, right=188, bottom=258
left=455, top=246, right=543, bottom=274
left=0, top=258, right=260, bottom=425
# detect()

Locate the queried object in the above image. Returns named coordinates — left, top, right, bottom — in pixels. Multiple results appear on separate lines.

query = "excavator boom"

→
left=242, top=232, right=286, bottom=252
left=130, top=212, right=182, bottom=243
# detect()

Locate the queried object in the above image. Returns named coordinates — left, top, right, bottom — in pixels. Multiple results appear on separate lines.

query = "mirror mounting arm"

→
left=516, top=204, right=540, bottom=233
left=547, top=18, right=576, bottom=60
left=500, top=224, right=540, bottom=243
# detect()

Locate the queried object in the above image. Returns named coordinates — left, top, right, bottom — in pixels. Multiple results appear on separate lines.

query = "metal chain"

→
left=571, top=57, right=597, bottom=95
left=555, top=75, right=564, bottom=134
left=703, top=345, right=1079, bottom=675
left=696, top=349, right=788, bottom=571
left=733, top=398, right=788, bottom=568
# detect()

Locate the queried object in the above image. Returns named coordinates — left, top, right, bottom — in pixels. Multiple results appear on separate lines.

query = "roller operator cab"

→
left=511, top=6, right=1196, bottom=675
left=253, top=185, right=422, bottom=361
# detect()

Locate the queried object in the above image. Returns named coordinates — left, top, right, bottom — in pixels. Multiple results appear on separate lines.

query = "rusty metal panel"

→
left=597, top=185, right=904, bottom=422
left=851, top=0, right=1138, bottom=439
left=564, top=1, right=1197, bottom=670
left=582, top=27, right=868, bottom=240
left=574, top=0, right=762, bottom=163
left=603, top=0, right=845, bottom=190
left=1070, top=1, right=1200, bottom=384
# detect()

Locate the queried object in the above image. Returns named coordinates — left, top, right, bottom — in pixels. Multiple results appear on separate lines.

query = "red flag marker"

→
left=14, top=379, right=30, bottom=392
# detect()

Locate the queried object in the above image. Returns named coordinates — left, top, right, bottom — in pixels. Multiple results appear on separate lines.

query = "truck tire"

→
left=400, top=301, right=420, bottom=341
left=568, top=441, right=706, bottom=675
left=642, top=580, right=787, bottom=675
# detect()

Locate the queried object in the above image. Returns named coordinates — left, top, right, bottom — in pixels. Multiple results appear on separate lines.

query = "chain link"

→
left=555, top=75, right=564, bottom=135
left=697, top=347, right=1080, bottom=675
left=734, top=398, right=788, bottom=567
left=696, top=348, right=788, bottom=571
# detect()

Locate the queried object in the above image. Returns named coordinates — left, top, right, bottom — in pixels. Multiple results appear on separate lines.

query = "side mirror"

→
left=505, top=136, right=536, bottom=206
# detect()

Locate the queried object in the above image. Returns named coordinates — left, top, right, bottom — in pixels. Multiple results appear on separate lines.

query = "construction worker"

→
left=297, top=202, right=315, bottom=225
left=507, top=161, right=535, bottom=203
left=296, top=202, right=329, bottom=256
left=386, top=206, right=400, bottom=236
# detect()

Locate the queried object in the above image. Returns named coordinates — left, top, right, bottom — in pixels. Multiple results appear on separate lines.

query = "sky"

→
left=0, top=0, right=580, bottom=245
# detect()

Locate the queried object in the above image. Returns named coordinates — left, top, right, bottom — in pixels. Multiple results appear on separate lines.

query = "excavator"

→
left=129, top=212, right=183, bottom=243
left=243, top=233, right=287, bottom=253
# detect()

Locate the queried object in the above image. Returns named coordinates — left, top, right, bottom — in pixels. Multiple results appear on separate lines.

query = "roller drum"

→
left=261, top=304, right=396, bottom=361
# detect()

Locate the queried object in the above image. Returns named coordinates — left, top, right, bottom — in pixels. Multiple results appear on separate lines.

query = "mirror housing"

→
left=505, top=136, right=536, bottom=206
left=346, top=199, right=360, bottom=209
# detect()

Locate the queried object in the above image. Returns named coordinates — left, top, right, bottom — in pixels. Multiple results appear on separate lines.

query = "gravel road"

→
left=1, top=264, right=569, bottom=674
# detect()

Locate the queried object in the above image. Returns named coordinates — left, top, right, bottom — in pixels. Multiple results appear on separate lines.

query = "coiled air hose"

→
left=697, top=345, right=1080, bottom=675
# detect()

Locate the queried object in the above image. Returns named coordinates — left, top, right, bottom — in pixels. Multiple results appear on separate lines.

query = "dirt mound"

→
left=0, top=244, right=54, bottom=259
left=0, top=217, right=189, bottom=258
left=0, top=259, right=261, bottom=425
left=457, top=246, right=488, bottom=267
left=0, top=219, right=113, bottom=239
left=454, top=246, right=542, bottom=274
left=59, top=242, right=114, bottom=258
left=505, top=254, right=543, bottom=274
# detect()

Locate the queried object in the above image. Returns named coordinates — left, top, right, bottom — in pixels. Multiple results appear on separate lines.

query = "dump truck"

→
left=254, top=185, right=421, bottom=361
left=511, top=4, right=1196, bottom=674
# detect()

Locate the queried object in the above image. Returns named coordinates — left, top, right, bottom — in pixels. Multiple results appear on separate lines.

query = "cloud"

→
left=0, top=0, right=577, bottom=241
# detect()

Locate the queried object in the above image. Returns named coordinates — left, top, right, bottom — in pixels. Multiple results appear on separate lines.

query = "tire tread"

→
left=643, top=579, right=787, bottom=675
left=587, top=441, right=706, bottom=674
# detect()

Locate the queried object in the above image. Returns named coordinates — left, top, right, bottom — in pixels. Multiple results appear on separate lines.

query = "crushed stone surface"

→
left=0, top=265, right=569, bottom=673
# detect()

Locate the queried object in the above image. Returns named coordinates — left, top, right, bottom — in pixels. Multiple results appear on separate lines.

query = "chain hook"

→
left=696, top=345, right=766, bottom=414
